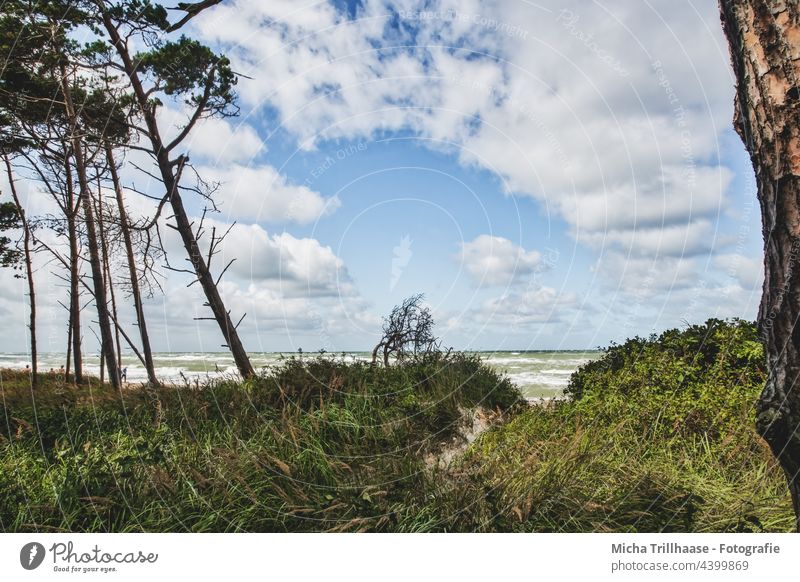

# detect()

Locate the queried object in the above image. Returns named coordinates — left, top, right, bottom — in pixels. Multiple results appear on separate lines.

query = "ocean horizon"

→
left=0, top=350, right=600, bottom=399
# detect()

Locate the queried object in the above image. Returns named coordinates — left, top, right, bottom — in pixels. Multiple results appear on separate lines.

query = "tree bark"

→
left=106, top=144, right=158, bottom=386
left=3, top=156, right=37, bottom=389
left=100, top=11, right=255, bottom=379
left=65, top=311, right=72, bottom=379
left=719, top=0, right=800, bottom=530
left=59, top=65, right=120, bottom=389
left=96, top=186, right=123, bottom=376
left=65, top=159, right=83, bottom=384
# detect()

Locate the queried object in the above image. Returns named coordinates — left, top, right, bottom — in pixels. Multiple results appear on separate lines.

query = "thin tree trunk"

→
left=67, top=214, right=83, bottom=384
left=3, top=156, right=37, bottom=389
left=101, top=13, right=254, bottom=379
left=65, top=156, right=83, bottom=384
left=67, top=209, right=83, bottom=383
left=106, top=144, right=158, bottom=386
left=65, top=311, right=72, bottom=379
left=96, top=181, right=122, bottom=374
left=720, top=0, right=800, bottom=530
left=59, top=66, right=120, bottom=389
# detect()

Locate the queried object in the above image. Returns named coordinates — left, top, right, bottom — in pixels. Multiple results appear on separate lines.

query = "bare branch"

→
left=166, top=0, right=224, bottom=33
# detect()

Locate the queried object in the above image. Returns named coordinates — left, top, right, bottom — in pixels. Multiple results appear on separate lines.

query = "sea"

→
left=0, top=351, right=600, bottom=399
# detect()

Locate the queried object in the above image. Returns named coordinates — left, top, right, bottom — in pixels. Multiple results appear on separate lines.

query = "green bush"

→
left=426, top=319, right=793, bottom=532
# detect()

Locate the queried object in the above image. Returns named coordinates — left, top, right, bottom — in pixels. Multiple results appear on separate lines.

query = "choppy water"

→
left=0, top=351, right=599, bottom=399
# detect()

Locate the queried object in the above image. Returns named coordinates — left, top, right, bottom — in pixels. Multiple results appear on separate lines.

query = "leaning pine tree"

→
left=719, top=0, right=800, bottom=529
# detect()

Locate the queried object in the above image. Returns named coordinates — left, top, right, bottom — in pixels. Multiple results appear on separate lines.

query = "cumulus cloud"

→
left=592, top=252, right=700, bottom=295
left=156, top=107, right=264, bottom=163
left=580, top=219, right=720, bottom=258
left=217, top=222, right=351, bottom=296
left=192, top=1, right=744, bottom=276
left=450, top=284, right=580, bottom=334
left=201, top=163, right=340, bottom=224
left=459, top=235, right=544, bottom=286
left=184, top=117, right=265, bottom=163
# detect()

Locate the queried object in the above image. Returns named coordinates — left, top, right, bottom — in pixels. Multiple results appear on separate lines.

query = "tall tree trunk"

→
left=79, top=171, right=118, bottom=387
left=101, top=13, right=255, bottom=379
left=106, top=144, right=158, bottom=386
left=720, top=0, right=800, bottom=530
left=64, top=158, right=83, bottom=384
left=3, top=156, right=37, bottom=389
left=59, top=67, right=120, bottom=389
left=96, top=183, right=122, bottom=374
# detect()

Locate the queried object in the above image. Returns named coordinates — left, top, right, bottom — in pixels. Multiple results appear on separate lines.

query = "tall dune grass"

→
left=0, top=320, right=793, bottom=532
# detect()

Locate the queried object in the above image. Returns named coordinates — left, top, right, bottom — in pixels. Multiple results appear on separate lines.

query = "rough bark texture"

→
left=720, top=0, right=800, bottom=529
left=100, top=10, right=254, bottom=379
left=106, top=145, right=158, bottom=386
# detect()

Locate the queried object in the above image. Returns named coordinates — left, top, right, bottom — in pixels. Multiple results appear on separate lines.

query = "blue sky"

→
left=0, top=0, right=765, bottom=353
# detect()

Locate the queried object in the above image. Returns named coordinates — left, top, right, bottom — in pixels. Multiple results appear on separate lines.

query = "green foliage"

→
left=136, top=36, right=238, bottom=115
left=565, top=318, right=766, bottom=439
left=0, top=320, right=791, bottom=532
left=0, top=354, right=522, bottom=532
left=0, top=0, right=131, bottom=148
left=425, top=319, right=792, bottom=532
left=106, top=0, right=170, bottom=31
left=0, top=199, right=22, bottom=268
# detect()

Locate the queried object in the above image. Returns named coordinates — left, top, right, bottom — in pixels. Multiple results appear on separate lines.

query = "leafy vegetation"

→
left=0, top=319, right=793, bottom=532
left=430, top=319, right=793, bottom=532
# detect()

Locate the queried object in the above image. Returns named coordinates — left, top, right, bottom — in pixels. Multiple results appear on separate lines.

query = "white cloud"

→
left=157, top=107, right=264, bottom=163
left=217, top=222, right=350, bottom=296
left=714, top=253, right=764, bottom=290
left=459, top=235, right=543, bottom=286
left=592, top=252, right=700, bottom=295
left=184, top=117, right=265, bottom=163
left=113, top=218, right=373, bottom=350
left=449, top=284, right=580, bottom=334
left=193, top=0, right=739, bottom=261
left=580, top=219, right=719, bottom=258
left=201, top=163, right=340, bottom=224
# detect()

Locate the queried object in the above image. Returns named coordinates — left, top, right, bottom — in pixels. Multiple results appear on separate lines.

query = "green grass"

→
left=0, top=320, right=794, bottom=532
left=0, top=352, right=522, bottom=532
left=422, top=319, right=794, bottom=532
